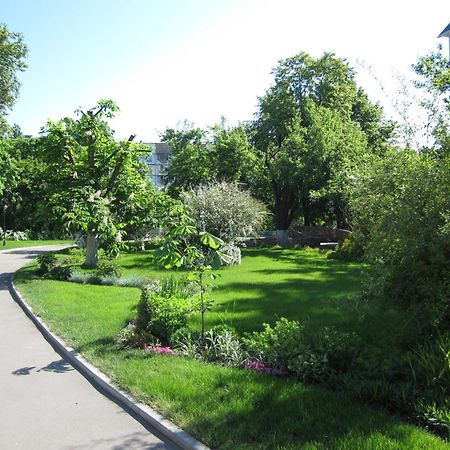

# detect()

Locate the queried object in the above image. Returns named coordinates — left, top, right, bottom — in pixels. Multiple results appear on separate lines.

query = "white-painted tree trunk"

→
left=85, top=233, right=99, bottom=267
left=276, top=229, right=289, bottom=247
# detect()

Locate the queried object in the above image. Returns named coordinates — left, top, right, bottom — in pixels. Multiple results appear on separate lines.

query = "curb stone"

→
left=9, top=277, right=211, bottom=450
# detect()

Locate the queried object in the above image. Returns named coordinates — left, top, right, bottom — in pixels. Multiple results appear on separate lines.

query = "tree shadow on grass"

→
left=186, top=371, right=438, bottom=449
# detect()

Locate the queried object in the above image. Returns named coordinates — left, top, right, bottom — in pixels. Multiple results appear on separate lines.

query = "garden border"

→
left=9, top=275, right=210, bottom=450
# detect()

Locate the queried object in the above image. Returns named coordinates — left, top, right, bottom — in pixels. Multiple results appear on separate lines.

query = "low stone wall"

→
left=243, top=226, right=351, bottom=248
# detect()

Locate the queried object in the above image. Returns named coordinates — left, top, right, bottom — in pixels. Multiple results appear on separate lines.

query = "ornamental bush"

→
left=180, top=181, right=268, bottom=245
left=136, top=284, right=193, bottom=345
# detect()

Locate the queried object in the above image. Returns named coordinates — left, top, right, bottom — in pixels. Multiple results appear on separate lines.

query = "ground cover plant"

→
left=14, top=246, right=449, bottom=448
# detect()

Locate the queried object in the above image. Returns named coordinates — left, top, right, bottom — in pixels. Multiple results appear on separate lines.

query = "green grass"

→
left=103, top=247, right=366, bottom=332
left=13, top=248, right=449, bottom=449
left=0, top=239, right=71, bottom=250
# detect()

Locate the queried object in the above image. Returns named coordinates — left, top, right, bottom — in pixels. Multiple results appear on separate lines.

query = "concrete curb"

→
left=9, top=277, right=210, bottom=450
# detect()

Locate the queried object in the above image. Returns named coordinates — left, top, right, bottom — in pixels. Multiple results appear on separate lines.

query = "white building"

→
left=141, top=143, right=172, bottom=189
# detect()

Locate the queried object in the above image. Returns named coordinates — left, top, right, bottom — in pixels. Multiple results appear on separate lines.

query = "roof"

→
left=438, top=22, right=450, bottom=38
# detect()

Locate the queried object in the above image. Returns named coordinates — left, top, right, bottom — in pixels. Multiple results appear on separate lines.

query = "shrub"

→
left=47, top=265, right=73, bottom=281
left=181, top=181, right=268, bottom=246
left=136, top=286, right=192, bottom=344
left=348, top=150, right=450, bottom=330
left=36, top=253, right=58, bottom=275
left=243, top=318, right=360, bottom=383
left=95, top=258, right=122, bottom=278
left=243, top=318, right=306, bottom=369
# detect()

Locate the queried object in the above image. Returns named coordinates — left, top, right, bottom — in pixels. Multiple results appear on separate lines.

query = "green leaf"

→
left=199, top=231, right=222, bottom=249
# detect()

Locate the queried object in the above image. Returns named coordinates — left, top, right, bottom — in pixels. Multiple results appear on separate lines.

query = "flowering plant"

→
left=144, top=345, right=176, bottom=356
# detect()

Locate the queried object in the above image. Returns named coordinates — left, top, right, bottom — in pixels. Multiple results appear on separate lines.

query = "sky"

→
left=2, top=0, right=450, bottom=141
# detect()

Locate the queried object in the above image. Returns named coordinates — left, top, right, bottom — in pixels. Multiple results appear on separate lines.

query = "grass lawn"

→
left=14, top=247, right=449, bottom=449
left=0, top=239, right=72, bottom=250
left=119, top=247, right=366, bottom=333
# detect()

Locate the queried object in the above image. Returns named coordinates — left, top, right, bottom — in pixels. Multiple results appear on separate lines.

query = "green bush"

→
left=243, top=318, right=306, bottom=369
left=243, top=318, right=360, bottom=383
left=47, top=265, right=73, bottom=281
left=36, top=253, right=58, bottom=275
left=136, top=286, right=192, bottom=344
left=348, top=150, right=450, bottom=330
left=95, top=258, right=122, bottom=278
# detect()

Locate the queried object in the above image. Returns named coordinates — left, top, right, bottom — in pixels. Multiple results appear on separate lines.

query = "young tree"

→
left=41, top=100, right=152, bottom=267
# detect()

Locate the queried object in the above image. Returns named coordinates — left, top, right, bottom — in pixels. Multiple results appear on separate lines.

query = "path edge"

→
left=9, top=277, right=210, bottom=450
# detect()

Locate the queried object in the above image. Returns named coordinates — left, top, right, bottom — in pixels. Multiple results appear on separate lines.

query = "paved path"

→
left=0, top=245, right=179, bottom=450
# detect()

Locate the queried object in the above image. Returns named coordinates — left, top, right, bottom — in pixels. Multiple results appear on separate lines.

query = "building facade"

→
left=141, top=142, right=172, bottom=189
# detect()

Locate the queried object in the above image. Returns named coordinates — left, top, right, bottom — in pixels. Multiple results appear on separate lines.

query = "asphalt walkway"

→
left=0, top=245, right=179, bottom=450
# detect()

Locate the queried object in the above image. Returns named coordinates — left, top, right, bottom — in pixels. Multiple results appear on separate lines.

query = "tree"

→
left=162, top=123, right=255, bottom=196
left=0, top=24, right=27, bottom=117
left=251, top=52, right=391, bottom=245
left=41, top=100, right=152, bottom=267
left=413, top=46, right=450, bottom=155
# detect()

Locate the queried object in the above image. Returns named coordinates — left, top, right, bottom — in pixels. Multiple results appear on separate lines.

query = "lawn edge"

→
left=9, top=276, right=210, bottom=450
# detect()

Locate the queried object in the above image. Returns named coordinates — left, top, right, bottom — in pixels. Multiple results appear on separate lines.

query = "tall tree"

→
left=413, top=47, right=450, bottom=155
left=0, top=24, right=27, bottom=118
left=251, top=52, right=391, bottom=244
left=162, top=123, right=255, bottom=196
left=41, top=100, right=152, bottom=267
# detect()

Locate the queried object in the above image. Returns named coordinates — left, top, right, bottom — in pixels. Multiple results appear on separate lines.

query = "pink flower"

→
left=244, top=360, right=287, bottom=377
left=144, top=345, right=176, bottom=355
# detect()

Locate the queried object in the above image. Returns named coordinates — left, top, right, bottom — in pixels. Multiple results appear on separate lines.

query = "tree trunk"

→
left=85, top=233, right=99, bottom=267
left=273, top=183, right=298, bottom=247
left=301, top=195, right=312, bottom=227
left=275, top=229, right=289, bottom=247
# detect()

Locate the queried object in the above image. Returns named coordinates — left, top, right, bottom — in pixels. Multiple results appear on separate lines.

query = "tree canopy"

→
left=162, top=123, right=255, bottom=196
left=40, top=100, right=153, bottom=266
left=250, top=52, right=393, bottom=243
left=0, top=24, right=27, bottom=118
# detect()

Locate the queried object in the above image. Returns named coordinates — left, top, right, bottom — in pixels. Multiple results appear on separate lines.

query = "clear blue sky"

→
left=3, top=0, right=450, bottom=141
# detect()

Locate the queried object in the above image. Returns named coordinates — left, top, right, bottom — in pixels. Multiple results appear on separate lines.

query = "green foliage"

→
left=48, top=265, right=73, bottom=281
left=334, top=231, right=366, bottom=261
left=243, top=318, right=359, bottom=383
left=0, top=24, right=28, bottom=117
left=409, top=332, right=450, bottom=395
left=36, top=253, right=58, bottom=275
left=40, top=100, right=154, bottom=266
left=172, top=324, right=246, bottom=367
left=250, top=52, right=390, bottom=235
left=136, top=285, right=192, bottom=344
left=243, top=318, right=305, bottom=368
left=181, top=181, right=269, bottom=244
left=348, top=150, right=450, bottom=329
left=95, top=258, right=122, bottom=278
left=412, top=47, right=450, bottom=154
left=162, top=124, right=256, bottom=196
